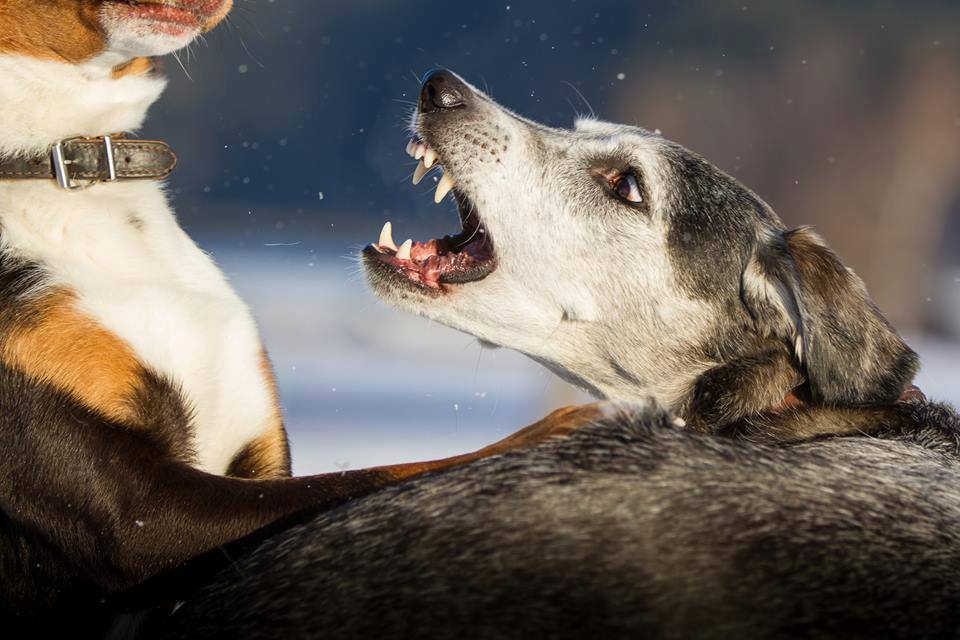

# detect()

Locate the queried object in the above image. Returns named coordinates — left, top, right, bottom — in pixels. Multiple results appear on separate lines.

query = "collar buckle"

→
left=52, top=135, right=118, bottom=191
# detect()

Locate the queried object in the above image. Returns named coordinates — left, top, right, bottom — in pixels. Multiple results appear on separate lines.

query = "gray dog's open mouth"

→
left=362, top=137, right=497, bottom=293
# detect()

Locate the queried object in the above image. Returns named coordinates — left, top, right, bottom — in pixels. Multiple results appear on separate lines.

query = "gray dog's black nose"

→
left=420, top=69, right=467, bottom=112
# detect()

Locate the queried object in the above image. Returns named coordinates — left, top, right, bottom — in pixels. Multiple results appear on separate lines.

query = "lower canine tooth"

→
left=379, top=221, right=398, bottom=251
left=434, top=173, right=455, bottom=203
left=412, top=160, right=430, bottom=185
left=397, top=239, right=413, bottom=260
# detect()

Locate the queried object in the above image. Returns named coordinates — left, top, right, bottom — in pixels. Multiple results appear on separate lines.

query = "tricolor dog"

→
left=0, top=5, right=592, bottom=629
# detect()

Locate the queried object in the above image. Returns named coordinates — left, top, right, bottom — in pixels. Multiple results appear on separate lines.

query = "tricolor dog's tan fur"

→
left=2, top=288, right=146, bottom=426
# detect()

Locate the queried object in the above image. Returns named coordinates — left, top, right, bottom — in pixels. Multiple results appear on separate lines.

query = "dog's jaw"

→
left=363, top=76, right=580, bottom=353
left=101, top=0, right=234, bottom=59
left=0, top=2, right=233, bottom=66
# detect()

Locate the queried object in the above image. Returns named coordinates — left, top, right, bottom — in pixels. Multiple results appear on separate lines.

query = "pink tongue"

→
left=410, top=239, right=441, bottom=262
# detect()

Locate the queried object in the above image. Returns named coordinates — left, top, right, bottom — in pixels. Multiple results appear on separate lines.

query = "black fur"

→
left=663, top=145, right=774, bottom=303
left=148, top=401, right=960, bottom=639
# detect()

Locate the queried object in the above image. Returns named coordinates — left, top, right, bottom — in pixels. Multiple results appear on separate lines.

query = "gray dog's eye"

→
left=612, top=173, right=642, bottom=204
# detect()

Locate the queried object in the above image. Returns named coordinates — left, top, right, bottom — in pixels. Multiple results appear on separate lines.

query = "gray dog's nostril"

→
left=420, top=69, right=467, bottom=112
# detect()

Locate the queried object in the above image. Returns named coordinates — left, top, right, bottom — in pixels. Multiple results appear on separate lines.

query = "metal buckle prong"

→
left=103, top=135, right=118, bottom=183
left=52, top=139, right=81, bottom=191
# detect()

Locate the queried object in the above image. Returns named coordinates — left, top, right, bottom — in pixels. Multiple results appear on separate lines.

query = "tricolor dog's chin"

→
left=365, top=69, right=919, bottom=432
left=101, top=0, right=233, bottom=58
left=0, top=1, right=232, bottom=66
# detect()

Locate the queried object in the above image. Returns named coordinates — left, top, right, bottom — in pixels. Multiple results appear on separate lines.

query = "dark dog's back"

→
left=148, top=401, right=960, bottom=639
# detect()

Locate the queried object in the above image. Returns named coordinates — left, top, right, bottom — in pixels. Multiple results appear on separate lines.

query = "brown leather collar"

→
left=0, top=134, right=176, bottom=190
left=772, top=384, right=927, bottom=413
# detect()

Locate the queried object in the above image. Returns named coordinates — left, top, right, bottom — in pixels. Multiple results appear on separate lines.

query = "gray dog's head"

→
left=363, top=70, right=918, bottom=428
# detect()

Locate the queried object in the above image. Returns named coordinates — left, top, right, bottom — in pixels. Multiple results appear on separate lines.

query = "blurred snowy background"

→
left=149, top=0, right=960, bottom=474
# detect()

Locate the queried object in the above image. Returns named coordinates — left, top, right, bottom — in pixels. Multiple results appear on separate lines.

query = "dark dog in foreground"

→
left=153, top=400, right=960, bottom=639
left=146, top=72, right=959, bottom=638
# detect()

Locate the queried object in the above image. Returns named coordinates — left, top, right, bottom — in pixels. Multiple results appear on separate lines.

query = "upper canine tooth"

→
left=423, top=148, right=438, bottom=169
left=405, top=140, right=415, bottom=157
left=434, top=173, right=455, bottom=204
left=379, top=221, right=398, bottom=251
left=397, top=239, right=413, bottom=260
left=413, top=160, right=431, bottom=185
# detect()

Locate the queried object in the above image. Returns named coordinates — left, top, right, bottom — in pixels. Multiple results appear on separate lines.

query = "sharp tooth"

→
left=423, top=148, right=438, bottom=169
left=379, top=221, right=398, bottom=251
left=414, top=145, right=425, bottom=160
left=397, top=239, right=412, bottom=260
left=412, top=160, right=430, bottom=185
left=405, top=140, right=415, bottom=157
left=434, top=173, right=455, bottom=203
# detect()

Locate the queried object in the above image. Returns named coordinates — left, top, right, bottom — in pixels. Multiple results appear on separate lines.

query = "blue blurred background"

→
left=149, top=0, right=960, bottom=473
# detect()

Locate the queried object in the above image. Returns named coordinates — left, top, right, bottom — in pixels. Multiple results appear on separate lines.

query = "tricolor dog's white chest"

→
left=0, top=181, right=277, bottom=475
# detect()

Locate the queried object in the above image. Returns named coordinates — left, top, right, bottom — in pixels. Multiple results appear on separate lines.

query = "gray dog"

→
left=146, top=71, right=959, bottom=639
left=365, top=70, right=919, bottom=439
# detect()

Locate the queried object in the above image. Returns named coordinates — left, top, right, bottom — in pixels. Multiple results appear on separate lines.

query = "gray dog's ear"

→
left=742, top=227, right=918, bottom=405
